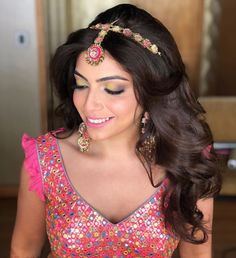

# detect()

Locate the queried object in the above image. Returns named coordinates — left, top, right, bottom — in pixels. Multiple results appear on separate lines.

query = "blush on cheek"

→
left=109, top=100, right=131, bottom=113
left=109, top=99, right=141, bottom=120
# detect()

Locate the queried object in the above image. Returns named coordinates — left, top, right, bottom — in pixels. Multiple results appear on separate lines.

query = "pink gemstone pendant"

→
left=85, top=44, right=104, bottom=65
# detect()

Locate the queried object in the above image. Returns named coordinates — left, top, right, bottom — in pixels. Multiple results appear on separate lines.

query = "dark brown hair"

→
left=50, top=4, right=222, bottom=243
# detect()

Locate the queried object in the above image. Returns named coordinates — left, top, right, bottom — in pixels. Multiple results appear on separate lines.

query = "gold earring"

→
left=77, top=122, right=90, bottom=152
left=139, top=112, right=156, bottom=162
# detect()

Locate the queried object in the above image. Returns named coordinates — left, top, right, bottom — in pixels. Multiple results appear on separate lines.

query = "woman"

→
left=11, top=4, right=221, bottom=258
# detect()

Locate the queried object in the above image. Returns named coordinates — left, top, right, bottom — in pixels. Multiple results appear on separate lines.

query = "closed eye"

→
left=105, top=88, right=124, bottom=95
left=73, top=84, right=88, bottom=90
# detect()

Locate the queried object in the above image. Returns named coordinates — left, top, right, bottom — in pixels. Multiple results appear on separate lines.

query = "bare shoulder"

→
left=11, top=165, right=46, bottom=257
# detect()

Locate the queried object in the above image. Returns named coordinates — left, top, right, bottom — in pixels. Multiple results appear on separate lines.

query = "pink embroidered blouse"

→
left=22, top=130, right=179, bottom=257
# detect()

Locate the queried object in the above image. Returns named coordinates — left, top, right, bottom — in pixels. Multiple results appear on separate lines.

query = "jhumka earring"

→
left=139, top=112, right=156, bottom=162
left=77, top=122, right=90, bottom=152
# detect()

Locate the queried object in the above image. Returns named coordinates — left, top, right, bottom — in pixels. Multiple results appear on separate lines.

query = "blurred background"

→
left=0, top=0, right=235, bottom=257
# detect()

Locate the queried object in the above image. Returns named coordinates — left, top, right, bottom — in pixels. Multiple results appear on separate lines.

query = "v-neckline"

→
left=54, top=133, right=168, bottom=226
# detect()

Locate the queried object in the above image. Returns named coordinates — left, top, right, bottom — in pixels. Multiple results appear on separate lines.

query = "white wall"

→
left=70, top=0, right=129, bottom=30
left=0, top=0, right=41, bottom=185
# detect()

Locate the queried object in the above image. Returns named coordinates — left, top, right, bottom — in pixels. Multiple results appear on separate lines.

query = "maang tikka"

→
left=139, top=112, right=156, bottom=163
left=77, top=122, right=90, bottom=152
left=85, top=21, right=161, bottom=66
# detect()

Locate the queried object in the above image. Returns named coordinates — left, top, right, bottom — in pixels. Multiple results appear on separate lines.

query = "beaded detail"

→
left=86, top=22, right=161, bottom=65
left=36, top=131, right=179, bottom=257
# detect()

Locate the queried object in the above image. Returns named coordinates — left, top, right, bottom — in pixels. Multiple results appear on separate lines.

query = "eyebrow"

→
left=74, top=70, right=129, bottom=82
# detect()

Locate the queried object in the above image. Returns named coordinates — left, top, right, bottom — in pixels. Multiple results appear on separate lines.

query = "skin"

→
left=61, top=51, right=164, bottom=223
left=10, top=165, right=46, bottom=258
left=10, top=51, right=214, bottom=258
left=73, top=52, right=143, bottom=151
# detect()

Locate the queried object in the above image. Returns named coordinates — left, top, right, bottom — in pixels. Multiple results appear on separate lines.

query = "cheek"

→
left=109, top=101, right=128, bottom=113
left=109, top=96, right=141, bottom=118
left=73, top=91, right=83, bottom=110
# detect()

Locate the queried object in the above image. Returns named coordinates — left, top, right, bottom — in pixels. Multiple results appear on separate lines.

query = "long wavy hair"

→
left=50, top=4, right=221, bottom=244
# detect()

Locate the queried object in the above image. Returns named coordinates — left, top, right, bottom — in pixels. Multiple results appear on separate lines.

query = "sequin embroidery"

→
left=36, top=131, right=179, bottom=257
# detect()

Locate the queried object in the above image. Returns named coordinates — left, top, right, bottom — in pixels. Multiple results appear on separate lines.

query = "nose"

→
left=84, top=87, right=103, bottom=113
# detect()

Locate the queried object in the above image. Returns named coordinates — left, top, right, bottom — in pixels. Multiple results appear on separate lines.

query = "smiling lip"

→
left=85, top=117, right=114, bottom=128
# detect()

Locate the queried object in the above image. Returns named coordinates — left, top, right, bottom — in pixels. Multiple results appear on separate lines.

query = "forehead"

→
left=75, top=51, right=132, bottom=81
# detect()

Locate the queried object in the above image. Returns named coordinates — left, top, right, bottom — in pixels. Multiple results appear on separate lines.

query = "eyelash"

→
left=73, top=85, right=88, bottom=90
left=105, top=88, right=124, bottom=95
left=73, top=84, right=124, bottom=95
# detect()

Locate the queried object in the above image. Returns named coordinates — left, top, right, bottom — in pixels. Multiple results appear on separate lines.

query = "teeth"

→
left=87, top=117, right=110, bottom=124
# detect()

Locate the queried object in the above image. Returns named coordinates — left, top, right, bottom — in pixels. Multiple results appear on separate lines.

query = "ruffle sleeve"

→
left=22, top=134, right=45, bottom=201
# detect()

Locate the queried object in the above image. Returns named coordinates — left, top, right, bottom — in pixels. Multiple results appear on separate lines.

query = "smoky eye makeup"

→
left=105, top=88, right=125, bottom=95
left=103, top=82, right=125, bottom=95
left=73, top=72, right=126, bottom=94
left=76, top=79, right=88, bottom=86
left=72, top=76, right=89, bottom=90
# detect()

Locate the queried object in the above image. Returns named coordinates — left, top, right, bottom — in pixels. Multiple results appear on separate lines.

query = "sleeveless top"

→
left=22, top=130, right=179, bottom=257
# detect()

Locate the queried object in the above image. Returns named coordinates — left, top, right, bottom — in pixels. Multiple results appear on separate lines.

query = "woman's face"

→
left=73, top=51, right=143, bottom=142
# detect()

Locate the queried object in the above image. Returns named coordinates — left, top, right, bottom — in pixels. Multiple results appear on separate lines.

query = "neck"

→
left=88, top=132, right=140, bottom=160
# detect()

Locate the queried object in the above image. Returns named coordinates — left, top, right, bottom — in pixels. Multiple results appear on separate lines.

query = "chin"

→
left=87, top=131, right=111, bottom=142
